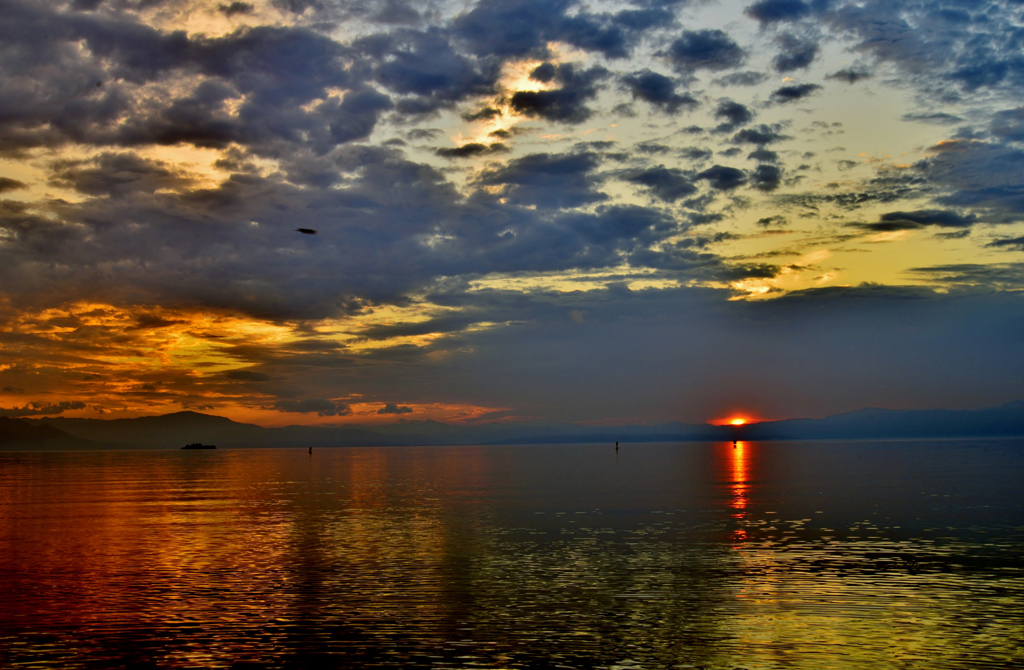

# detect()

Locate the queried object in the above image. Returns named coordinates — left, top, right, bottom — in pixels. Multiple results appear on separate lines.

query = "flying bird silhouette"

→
left=296, top=228, right=317, bottom=234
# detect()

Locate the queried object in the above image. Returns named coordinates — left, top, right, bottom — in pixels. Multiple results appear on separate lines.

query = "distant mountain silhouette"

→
left=6, top=401, right=1024, bottom=451
left=736, top=401, right=1024, bottom=441
left=27, top=411, right=386, bottom=450
left=0, top=417, right=98, bottom=450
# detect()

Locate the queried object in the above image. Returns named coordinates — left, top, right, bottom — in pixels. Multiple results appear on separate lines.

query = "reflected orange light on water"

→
left=730, top=441, right=749, bottom=517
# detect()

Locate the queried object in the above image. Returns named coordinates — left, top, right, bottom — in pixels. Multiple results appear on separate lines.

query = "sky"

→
left=1, top=0, right=1024, bottom=427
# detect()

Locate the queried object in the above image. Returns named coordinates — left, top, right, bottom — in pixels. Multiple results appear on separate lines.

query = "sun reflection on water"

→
left=1, top=444, right=1023, bottom=669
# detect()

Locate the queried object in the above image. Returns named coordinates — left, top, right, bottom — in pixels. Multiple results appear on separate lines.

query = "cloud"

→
left=826, top=68, right=872, bottom=84
left=918, top=141, right=1024, bottom=218
left=49, top=153, right=190, bottom=197
left=463, top=107, right=502, bottom=122
left=0, top=400, right=86, bottom=418
left=224, top=370, right=272, bottom=382
left=750, top=164, right=783, bottom=191
left=509, top=64, right=610, bottom=123
left=667, top=30, right=746, bottom=72
left=986, top=236, right=1024, bottom=251
left=624, top=166, right=698, bottom=202
left=745, top=0, right=812, bottom=24
left=680, top=147, right=713, bottom=161
left=823, top=0, right=1024, bottom=95
left=757, top=215, right=787, bottom=227
left=476, top=152, right=607, bottom=209
left=378, top=402, right=413, bottom=414
left=878, top=209, right=977, bottom=228
left=218, top=2, right=254, bottom=17
left=770, top=83, right=822, bottom=103
left=712, top=71, right=768, bottom=87
left=530, top=62, right=557, bottom=83
left=620, top=70, right=698, bottom=114
left=772, top=33, right=819, bottom=73
left=902, top=112, right=963, bottom=125
left=452, top=0, right=671, bottom=61
left=714, top=100, right=754, bottom=132
left=0, top=177, right=27, bottom=193
left=748, top=147, right=779, bottom=163
left=369, top=28, right=499, bottom=115
left=906, top=263, right=1024, bottom=290
left=732, top=124, right=788, bottom=145
left=272, top=398, right=351, bottom=416
left=436, top=143, right=508, bottom=158
left=990, top=107, right=1024, bottom=142
left=696, top=165, right=747, bottom=190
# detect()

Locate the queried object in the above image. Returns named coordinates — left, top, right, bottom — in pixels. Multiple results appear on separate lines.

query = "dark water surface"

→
left=1, top=440, right=1022, bottom=669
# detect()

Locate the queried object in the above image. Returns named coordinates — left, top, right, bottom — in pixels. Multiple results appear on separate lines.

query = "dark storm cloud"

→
left=624, top=166, right=698, bottom=202
left=378, top=403, right=413, bottom=414
left=770, top=83, right=821, bottom=103
left=713, top=100, right=754, bottom=132
left=745, top=0, right=812, bottom=24
left=696, top=165, right=747, bottom=190
left=477, top=152, right=606, bottom=209
left=620, top=70, right=699, bottom=114
left=772, top=33, right=819, bottom=72
left=509, top=64, right=610, bottom=123
left=667, top=30, right=746, bottom=72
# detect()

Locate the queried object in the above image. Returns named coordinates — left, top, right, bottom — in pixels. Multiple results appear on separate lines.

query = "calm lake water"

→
left=1, top=440, right=1022, bottom=669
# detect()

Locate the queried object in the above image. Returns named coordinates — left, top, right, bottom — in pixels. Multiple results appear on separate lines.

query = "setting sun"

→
left=709, top=415, right=757, bottom=427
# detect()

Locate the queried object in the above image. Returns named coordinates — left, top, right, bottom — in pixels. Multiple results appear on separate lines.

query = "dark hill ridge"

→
left=28, top=411, right=386, bottom=450
left=0, top=417, right=98, bottom=451
left=5, top=400, right=1023, bottom=451
left=737, top=401, right=1024, bottom=441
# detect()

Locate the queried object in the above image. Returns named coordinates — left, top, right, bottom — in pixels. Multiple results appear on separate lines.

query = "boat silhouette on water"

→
left=181, top=443, right=217, bottom=450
